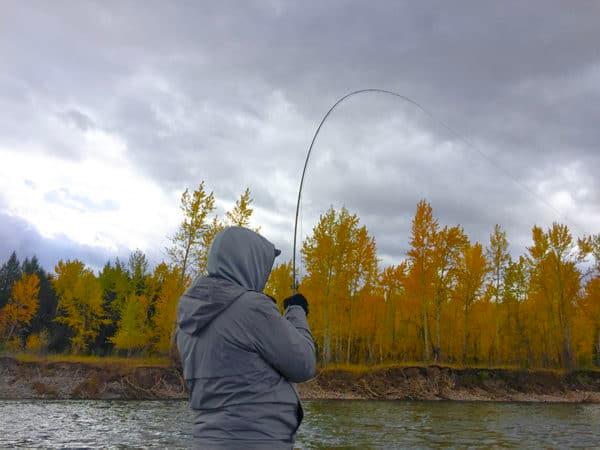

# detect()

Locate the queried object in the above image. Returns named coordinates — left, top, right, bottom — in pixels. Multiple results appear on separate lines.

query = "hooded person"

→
left=176, top=226, right=316, bottom=449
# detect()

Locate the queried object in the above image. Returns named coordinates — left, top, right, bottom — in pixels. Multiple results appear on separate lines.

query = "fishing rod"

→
left=291, top=88, right=584, bottom=291
left=292, top=89, right=430, bottom=290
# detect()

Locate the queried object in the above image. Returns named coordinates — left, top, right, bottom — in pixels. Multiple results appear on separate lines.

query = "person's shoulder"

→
left=238, top=290, right=279, bottom=315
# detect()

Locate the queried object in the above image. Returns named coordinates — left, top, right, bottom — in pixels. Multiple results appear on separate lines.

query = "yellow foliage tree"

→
left=526, top=224, right=586, bottom=368
left=454, top=241, right=489, bottom=363
left=110, top=294, right=152, bottom=354
left=167, top=181, right=216, bottom=282
left=405, top=200, right=438, bottom=361
left=52, top=260, right=107, bottom=353
left=150, top=263, right=185, bottom=354
left=0, top=273, right=40, bottom=342
left=226, top=187, right=255, bottom=228
left=301, top=207, right=378, bottom=364
left=264, top=261, right=294, bottom=310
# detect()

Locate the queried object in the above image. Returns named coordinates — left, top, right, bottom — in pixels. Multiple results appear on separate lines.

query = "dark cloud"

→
left=1, top=0, right=598, bottom=270
left=0, top=211, right=113, bottom=271
left=59, top=109, right=96, bottom=132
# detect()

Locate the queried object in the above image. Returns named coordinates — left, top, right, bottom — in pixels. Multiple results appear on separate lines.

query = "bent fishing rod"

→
left=291, top=89, right=431, bottom=291
left=290, top=88, right=581, bottom=291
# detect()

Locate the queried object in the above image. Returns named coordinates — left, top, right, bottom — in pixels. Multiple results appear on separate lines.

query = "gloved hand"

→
left=283, top=293, right=309, bottom=316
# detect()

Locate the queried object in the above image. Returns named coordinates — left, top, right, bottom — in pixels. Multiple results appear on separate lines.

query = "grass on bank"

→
left=7, top=352, right=171, bottom=368
left=320, top=361, right=600, bottom=375
left=4, top=352, right=599, bottom=373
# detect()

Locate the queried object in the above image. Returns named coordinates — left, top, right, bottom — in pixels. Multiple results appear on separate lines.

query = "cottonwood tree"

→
left=226, top=187, right=255, bottom=228
left=526, top=223, right=586, bottom=368
left=0, top=273, right=39, bottom=343
left=405, top=200, right=438, bottom=362
left=111, top=293, right=152, bottom=354
left=149, top=263, right=185, bottom=354
left=485, top=224, right=511, bottom=364
left=301, top=207, right=377, bottom=364
left=455, top=241, right=489, bottom=364
left=264, top=261, right=294, bottom=310
left=431, top=225, right=466, bottom=362
left=52, top=260, right=107, bottom=353
left=167, top=182, right=215, bottom=283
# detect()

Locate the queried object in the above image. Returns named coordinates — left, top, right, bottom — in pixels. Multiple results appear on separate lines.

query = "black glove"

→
left=283, top=293, right=309, bottom=316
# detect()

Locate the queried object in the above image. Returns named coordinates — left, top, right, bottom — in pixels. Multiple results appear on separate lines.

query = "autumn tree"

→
left=0, top=273, right=40, bottom=343
left=301, top=207, right=378, bottom=364
left=110, top=293, right=152, bottom=354
left=226, top=187, right=255, bottom=228
left=378, top=263, right=409, bottom=362
left=166, top=182, right=216, bottom=283
left=527, top=224, right=586, bottom=368
left=405, top=200, right=438, bottom=361
left=52, top=260, right=107, bottom=353
left=149, top=263, right=185, bottom=354
left=96, top=259, right=130, bottom=353
left=455, top=241, right=489, bottom=363
left=264, top=261, right=294, bottom=310
left=487, top=225, right=510, bottom=302
left=431, top=225, right=466, bottom=361
left=501, top=256, right=529, bottom=365
left=485, top=224, right=511, bottom=363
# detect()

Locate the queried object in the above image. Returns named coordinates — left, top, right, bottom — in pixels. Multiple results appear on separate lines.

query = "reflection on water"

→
left=1, top=399, right=599, bottom=448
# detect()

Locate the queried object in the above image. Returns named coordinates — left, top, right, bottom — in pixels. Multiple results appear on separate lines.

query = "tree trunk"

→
left=434, top=297, right=441, bottom=363
left=422, top=308, right=430, bottom=361
left=463, top=308, right=469, bottom=364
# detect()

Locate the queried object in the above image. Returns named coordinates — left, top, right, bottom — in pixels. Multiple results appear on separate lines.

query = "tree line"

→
left=0, top=182, right=598, bottom=369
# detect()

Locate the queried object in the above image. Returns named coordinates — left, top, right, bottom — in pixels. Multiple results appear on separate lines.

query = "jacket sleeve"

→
left=244, top=294, right=317, bottom=383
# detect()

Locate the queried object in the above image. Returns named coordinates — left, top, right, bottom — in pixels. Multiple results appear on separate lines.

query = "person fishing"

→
left=176, top=226, right=316, bottom=449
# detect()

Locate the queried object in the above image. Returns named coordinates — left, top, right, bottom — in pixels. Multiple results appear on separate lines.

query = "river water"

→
left=1, top=400, right=599, bottom=448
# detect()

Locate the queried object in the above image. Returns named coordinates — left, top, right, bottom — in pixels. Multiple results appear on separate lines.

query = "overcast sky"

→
left=1, top=1, right=599, bottom=272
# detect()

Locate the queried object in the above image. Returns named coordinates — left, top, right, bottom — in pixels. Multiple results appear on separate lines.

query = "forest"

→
left=1, top=182, right=599, bottom=370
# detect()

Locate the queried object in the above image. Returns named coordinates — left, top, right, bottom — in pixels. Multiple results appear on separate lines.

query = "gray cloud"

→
left=1, top=0, right=598, bottom=271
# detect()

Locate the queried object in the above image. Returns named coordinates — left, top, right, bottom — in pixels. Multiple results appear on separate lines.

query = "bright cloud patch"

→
left=0, top=128, right=180, bottom=257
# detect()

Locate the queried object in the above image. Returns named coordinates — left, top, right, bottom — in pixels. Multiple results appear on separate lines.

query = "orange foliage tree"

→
left=0, top=273, right=40, bottom=343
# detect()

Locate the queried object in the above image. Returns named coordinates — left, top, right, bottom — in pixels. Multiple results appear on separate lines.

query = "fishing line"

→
left=291, top=88, right=590, bottom=290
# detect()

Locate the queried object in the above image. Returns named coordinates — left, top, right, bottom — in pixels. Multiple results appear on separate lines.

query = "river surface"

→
left=1, top=400, right=599, bottom=448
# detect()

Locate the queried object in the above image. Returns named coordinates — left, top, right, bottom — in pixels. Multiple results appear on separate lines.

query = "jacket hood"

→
left=177, top=227, right=279, bottom=335
left=207, top=226, right=279, bottom=292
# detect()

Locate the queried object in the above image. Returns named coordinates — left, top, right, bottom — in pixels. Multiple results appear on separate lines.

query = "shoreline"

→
left=1, top=357, right=599, bottom=403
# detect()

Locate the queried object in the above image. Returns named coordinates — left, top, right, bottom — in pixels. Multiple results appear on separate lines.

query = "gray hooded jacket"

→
left=177, top=227, right=316, bottom=449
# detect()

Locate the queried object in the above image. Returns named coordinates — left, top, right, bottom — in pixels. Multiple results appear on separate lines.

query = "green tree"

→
left=0, top=252, right=22, bottom=310
left=128, top=249, right=149, bottom=295
left=96, top=259, right=130, bottom=354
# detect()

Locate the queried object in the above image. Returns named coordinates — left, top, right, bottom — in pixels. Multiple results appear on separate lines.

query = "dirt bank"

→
left=297, top=366, right=600, bottom=402
left=2, top=357, right=599, bottom=402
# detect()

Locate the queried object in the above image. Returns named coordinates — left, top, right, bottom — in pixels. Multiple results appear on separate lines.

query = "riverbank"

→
left=1, top=356, right=599, bottom=402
